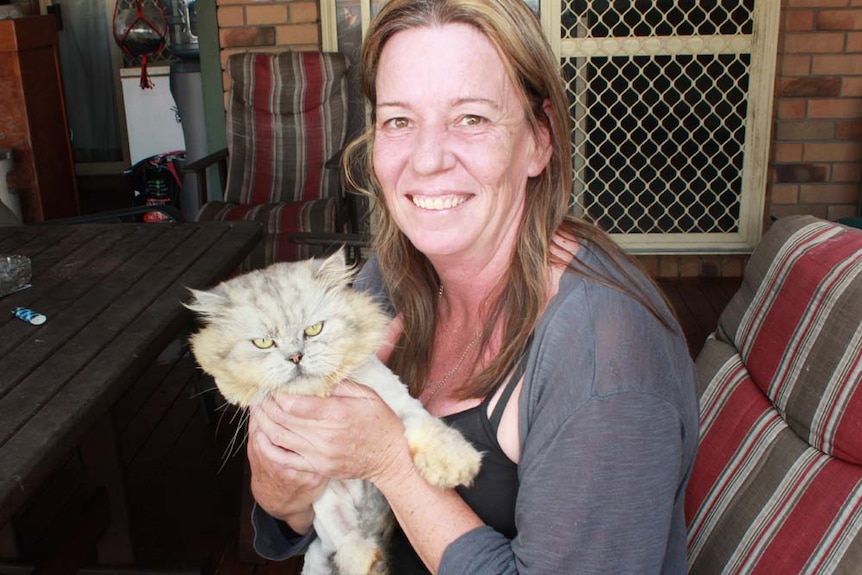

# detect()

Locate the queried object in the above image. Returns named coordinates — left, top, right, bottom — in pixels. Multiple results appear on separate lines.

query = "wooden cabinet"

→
left=0, top=16, right=78, bottom=222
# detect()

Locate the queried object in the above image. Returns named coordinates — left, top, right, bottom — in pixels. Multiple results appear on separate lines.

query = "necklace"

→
left=422, top=284, right=482, bottom=402
left=422, top=329, right=482, bottom=402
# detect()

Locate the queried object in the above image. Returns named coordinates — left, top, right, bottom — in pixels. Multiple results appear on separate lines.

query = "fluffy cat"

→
left=185, top=250, right=482, bottom=575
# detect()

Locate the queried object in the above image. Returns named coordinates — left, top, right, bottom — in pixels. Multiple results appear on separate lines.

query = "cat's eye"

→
left=252, top=338, right=275, bottom=349
left=304, top=322, right=324, bottom=338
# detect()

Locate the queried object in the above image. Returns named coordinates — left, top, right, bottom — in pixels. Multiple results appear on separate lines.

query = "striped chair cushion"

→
left=197, top=198, right=335, bottom=271
left=686, top=216, right=862, bottom=573
left=224, top=51, right=349, bottom=207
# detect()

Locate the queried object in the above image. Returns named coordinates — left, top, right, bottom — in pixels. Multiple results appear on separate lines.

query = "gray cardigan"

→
left=253, top=243, right=698, bottom=574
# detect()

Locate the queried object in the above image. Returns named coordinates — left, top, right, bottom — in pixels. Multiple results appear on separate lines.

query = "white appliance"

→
left=121, top=65, right=186, bottom=164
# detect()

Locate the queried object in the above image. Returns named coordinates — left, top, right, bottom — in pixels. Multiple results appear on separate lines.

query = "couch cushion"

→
left=223, top=52, right=349, bottom=207
left=717, top=216, right=862, bottom=464
left=198, top=198, right=336, bottom=270
left=687, top=338, right=862, bottom=573
left=686, top=215, right=862, bottom=573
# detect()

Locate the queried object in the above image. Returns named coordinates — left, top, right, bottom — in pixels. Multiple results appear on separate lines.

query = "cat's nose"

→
left=288, top=352, right=303, bottom=364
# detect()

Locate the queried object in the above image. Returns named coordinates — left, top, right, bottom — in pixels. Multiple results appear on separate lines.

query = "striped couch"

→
left=685, top=215, right=862, bottom=574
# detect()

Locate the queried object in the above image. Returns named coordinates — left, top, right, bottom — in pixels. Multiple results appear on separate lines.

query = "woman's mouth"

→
left=410, top=195, right=468, bottom=210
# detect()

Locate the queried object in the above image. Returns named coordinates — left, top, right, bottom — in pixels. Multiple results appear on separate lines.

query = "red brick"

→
left=635, top=256, right=659, bottom=278
left=817, top=9, right=862, bottom=30
left=775, top=120, right=835, bottom=140
left=774, top=119, right=835, bottom=142
left=842, top=77, right=862, bottom=96
left=289, top=2, right=319, bottom=24
left=808, top=98, right=862, bottom=119
left=804, top=141, right=862, bottom=162
left=679, top=258, right=700, bottom=278
left=786, top=10, right=815, bottom=31
left=774, top=164, right=829, bottom=183
left=813, top=54, right=862, bottom=74
left=776, top=99, right=808, bottom=120
left=275, top=23, right=320, bottom=46
left=774, top=142, right=805, bottom=162
left=783, top=32, right=846, bottom=53
left=800, top=183, right=860, bottom=204
left=778, top=77, right=841, bottom=97
left=832, top=162, right=862, bottom=182
left=220, top=27, right=276, bottom=48
left=837, top=119, right=862, bottom=139
left=246, top=4, right=288, bottom=26
left=848, top=31, right=862, bottom=51
left=217, top=5, right=244, bottom=27
left=828, top=204, right=860, bottom=220
left=771, top=184, right=801, bottom=204
left=657, top=256, right=680, bottom=280
left=787, top=0, right=851, bottom=6
left=780, top=54, right=812, bottom=75
left=719, top=256, right=746, bottom=278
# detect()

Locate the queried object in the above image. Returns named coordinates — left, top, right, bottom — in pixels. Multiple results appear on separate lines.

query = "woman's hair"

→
left=343, top=0, right=676, bottom=399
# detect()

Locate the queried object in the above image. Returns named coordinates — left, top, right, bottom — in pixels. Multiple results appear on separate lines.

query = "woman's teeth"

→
left=411, top=196, right=466, bottom=210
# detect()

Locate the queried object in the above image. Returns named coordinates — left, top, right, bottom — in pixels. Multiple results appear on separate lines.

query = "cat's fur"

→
left=185, top=251, right=482, bottom=575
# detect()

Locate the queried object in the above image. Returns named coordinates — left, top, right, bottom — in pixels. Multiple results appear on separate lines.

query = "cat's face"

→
left=186, top=252, right=389, bottom=406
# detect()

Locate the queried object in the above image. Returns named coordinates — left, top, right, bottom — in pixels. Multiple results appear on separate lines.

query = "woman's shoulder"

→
left=526, top=242, right=694, bottom=412
left=546, top=242, right=670, bottom=333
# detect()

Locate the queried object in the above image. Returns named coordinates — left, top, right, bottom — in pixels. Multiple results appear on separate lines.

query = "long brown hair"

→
left=343, top=0, right=677, bottom=399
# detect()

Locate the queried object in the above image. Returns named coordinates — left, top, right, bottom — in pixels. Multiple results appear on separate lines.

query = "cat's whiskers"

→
left=218, top=407, right=251, bottom=473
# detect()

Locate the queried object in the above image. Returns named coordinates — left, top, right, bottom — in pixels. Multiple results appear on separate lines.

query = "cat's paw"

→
left=405, top=418, right=482, bottom=488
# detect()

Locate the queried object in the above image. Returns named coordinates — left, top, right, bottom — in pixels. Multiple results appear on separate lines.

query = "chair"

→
left=685, top=216, right=862, bottom=573
left=187, top=51, right=369, bottom=269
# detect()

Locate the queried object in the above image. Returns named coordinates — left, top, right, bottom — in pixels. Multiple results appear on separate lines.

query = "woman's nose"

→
left=409, top=124, right=454, bottom=175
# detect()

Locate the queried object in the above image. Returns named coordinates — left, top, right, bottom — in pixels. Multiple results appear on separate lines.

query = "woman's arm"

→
left=255, top=380, right=486, bottom=573
left=439, top=394, right=686, bottom=574
left=438, top=276, right=696, bottom=573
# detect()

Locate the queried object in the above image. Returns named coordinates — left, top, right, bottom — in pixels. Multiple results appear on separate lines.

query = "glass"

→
left=0, top=254, right=32, bottom=298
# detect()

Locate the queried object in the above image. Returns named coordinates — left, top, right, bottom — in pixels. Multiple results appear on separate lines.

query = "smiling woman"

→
left=247, top=1, right=699, bottom=573
left=371, top=24, right=550, bottom=261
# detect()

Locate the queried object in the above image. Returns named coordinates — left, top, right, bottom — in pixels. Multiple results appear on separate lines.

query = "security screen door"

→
left=323, top=0, right=780, bottom=254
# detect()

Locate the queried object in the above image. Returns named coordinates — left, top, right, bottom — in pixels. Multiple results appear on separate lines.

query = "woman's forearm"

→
left=374, top=449, right=485, bottom=573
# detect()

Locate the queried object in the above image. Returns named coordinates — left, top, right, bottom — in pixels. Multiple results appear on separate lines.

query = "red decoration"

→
left=113, top=0, right=168, bottom=89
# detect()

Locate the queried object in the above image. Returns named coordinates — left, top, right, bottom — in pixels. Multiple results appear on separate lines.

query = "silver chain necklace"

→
left=421, top=285, right=482, bottom=402
left=421, top=329, right=482, bottom=402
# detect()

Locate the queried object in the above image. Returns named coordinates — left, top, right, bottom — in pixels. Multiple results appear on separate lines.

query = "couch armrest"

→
left=184, top=148, right=228, bottom=207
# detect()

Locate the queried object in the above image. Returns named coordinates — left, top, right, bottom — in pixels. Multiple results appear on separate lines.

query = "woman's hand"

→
left=247, top=400, right=329, bottom=534
left=263, top=382, right=414, bottom=486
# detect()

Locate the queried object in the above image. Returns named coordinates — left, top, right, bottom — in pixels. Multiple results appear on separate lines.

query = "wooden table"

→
left=0, top=221, right=261, bottom=564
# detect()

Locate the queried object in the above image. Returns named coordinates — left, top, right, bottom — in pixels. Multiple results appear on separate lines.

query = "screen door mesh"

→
left=560, top=1, right=755, bottom=236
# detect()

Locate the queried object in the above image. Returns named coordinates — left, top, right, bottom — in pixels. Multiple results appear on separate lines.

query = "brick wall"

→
left=215, top=0, right=320, bottom=95
left=771, top=0, right=862, bottom=222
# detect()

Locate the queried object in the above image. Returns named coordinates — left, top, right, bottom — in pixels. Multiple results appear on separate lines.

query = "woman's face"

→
left=372, top=23, right=551, bottom=261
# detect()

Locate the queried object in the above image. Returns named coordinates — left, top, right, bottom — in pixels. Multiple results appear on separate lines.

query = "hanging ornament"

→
left=113, top=0, right=168, bottom=89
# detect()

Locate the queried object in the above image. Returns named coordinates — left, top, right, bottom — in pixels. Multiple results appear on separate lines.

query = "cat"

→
left=184, top=250, right=482, bottom=575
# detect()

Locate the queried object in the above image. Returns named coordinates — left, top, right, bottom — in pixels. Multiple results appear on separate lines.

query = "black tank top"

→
left=387, top=353, right=528, bottom=573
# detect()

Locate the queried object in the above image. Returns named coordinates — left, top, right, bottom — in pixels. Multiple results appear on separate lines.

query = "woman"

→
left=247, top=0, right=698, bottom=573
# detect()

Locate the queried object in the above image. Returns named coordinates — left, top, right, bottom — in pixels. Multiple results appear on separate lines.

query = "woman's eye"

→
left=304, top=322, right=324, bottom=338
left=384, top=117, right=409, bottom=129
left=252, top=338, right=274, bottom=349
left=461, top=115, right=484, bottom=126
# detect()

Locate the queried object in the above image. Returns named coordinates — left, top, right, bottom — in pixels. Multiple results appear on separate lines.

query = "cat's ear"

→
left=313, top=248, right=354, bottom=289
left=183, top=286, right=229, bottom=317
